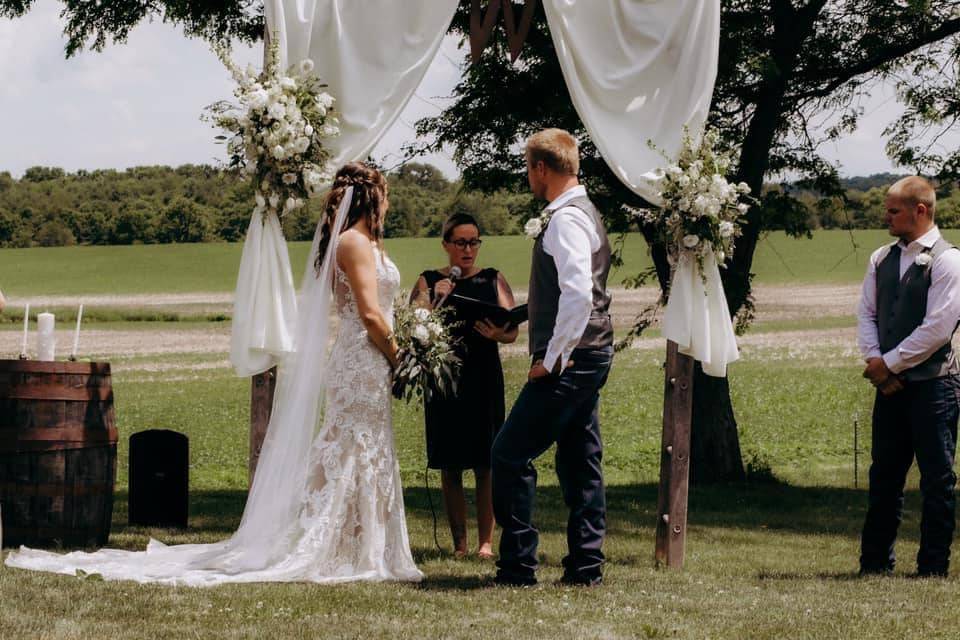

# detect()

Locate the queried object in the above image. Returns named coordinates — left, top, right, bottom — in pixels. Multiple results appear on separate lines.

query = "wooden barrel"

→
left=0, top=360, right=117, bottom=548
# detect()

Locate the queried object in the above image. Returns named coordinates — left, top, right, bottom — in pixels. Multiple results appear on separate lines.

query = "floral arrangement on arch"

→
left=391, top=301, right=461, bottom=403
left=634, top=128, right=753, bottom=273
left=203, top=36, right=339, bottom=218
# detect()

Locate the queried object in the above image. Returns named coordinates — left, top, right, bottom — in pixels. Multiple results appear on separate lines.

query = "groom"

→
left=492, top=128, right=614, bottom=587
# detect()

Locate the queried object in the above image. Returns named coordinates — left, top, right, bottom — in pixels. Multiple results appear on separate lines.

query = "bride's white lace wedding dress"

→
left=4, top=191, right=422, bottom=586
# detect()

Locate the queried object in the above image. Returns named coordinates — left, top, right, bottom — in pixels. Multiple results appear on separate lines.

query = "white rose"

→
left=321, top=124, right=339, bottom=137
left=737, top=202, right=750, bottom=214
left=272, top=145, right=285, bottom=159
left=414, top=324, right=430, bottom=343
left=318, top=92, right=335, bottom=109
left=524, top=218, right=543, bottom=237
left=299, top=59, right=315, bottom=75
left=304, top=124, right=314, bottom=136
left=428, top=322, right=443, bottom=336
left=414, top=308, right=430, bottom=321
left=719, top=221, right=735, bottom=238
left=280, top=77, right=296, bottom=90
left=682, top=234, right=700, bottom=249
left=915, top=253, right=933, bottom=267
left=678, top=175, right=691, bottom=188
left=268, top=102, right=286, bottom=121
left=738, top=181, right=750, bottom=193
left=248, top=88, right=269, bottom=111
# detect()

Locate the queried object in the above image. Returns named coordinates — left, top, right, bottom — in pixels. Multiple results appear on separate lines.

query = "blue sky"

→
left=0, top=0, right=939, bottom=180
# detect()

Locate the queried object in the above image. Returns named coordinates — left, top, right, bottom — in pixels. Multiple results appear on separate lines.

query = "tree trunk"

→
left=689, top=363, right=745, bottom=484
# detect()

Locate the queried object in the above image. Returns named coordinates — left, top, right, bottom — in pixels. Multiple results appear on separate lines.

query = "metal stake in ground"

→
left=655, top=340, right=694, bottom=568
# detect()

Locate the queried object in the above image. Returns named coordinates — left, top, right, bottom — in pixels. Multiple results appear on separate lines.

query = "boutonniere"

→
left=915, top=251, right=933, bottom=267
left=524, top=210, right=553, bottom=239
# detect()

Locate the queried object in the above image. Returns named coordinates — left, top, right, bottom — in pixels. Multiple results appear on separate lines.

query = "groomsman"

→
left=491, top=129, right=614, bottom=586
left=858, top=176, right=960, bottom=577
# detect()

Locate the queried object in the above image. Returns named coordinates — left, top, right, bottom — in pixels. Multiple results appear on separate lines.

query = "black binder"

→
left=448, top=293, right=528, bottom=327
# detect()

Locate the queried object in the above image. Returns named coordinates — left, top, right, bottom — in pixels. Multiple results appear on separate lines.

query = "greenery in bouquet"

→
left=633, top=127, right=753, bottom=275
left=203, top=35, right=339, bottom=219
left=391, top=300, right=461, bottom=403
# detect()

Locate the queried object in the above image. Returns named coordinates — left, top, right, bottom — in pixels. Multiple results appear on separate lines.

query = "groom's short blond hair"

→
left=889, top=176, right=936, bottom=217
left=526, top=128, right=580, bottom=176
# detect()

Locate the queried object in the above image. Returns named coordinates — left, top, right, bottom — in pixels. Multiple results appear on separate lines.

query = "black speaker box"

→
left=128, top=429, right=188, bottom=528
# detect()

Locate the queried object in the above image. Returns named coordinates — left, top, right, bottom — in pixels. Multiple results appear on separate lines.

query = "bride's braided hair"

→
left=315, top=162, right=388, bottom=275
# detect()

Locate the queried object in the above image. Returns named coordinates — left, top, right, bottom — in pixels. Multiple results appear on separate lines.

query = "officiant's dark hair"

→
left=442, top=213, right=480, bottom=242
left=315, top=162, right=388, bottom=275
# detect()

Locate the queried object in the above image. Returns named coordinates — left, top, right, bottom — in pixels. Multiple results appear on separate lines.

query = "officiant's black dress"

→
left=421, top=268, right=505, bottom=470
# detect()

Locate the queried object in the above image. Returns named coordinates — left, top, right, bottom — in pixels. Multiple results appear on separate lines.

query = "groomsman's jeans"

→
left=860, top=375, right=960, bottom=575
left=492, top=346, right=613, bottom=584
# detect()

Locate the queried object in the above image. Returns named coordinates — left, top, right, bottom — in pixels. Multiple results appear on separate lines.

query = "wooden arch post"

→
left=249, top=28, right=276, bottom=485
left=654, top=340, right=694, bottom=568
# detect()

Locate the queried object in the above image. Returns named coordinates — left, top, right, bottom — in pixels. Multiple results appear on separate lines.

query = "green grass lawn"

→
left=6, top=229, right=960, bottom=298
left=2, top=347, right=951, bottom=640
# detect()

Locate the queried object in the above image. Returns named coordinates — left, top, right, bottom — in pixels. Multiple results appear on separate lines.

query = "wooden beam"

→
left=654, top=340, right=694, bottom=569
left=249, top=367, right=277, bottom=483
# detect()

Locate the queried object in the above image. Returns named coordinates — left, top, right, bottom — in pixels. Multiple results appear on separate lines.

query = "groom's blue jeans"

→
left=492, top=346, right=613, bottom=583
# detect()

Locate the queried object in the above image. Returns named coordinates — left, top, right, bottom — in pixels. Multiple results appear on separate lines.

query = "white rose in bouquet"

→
left=428, top=322, right=443, bottom=336
left=318, top=92, right=335, bottom=109
left=682, top=234, right=700, bottom=249
left=280, top=77, right=296, bottom=90
left=272, top=145, right=285, bottom=160
left=414, top=324, right=430, bottom=343
left=248, top=88, right=270, bottom=111
left=268, top=102, right=287, bottom=121
left=719, top=221, right=735, bottom=238
left=304, top=124, right=314, bottom=136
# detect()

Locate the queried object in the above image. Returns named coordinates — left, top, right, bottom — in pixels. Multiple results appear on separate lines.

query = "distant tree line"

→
left=0, top=162, right=530, bottom=248
left=0, top=164, right=956, bottom=248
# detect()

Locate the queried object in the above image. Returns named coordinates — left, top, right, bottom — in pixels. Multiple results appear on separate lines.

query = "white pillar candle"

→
left=71, top=304, right=84, bottom=360
left=20, top=303, right=29, bottom=357
left=37, top=311, right=55, bottom=361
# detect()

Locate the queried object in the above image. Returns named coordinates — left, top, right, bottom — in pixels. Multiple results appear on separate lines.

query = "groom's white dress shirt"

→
left=857, top=226, right=960, bottom=373
left=541, top=184, right=601, bottom=373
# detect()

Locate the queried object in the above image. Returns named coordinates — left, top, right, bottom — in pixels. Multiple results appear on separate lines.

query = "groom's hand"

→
left=863, top=357, right=892, bottom=387
left=528, top=359, right=550, bottom=381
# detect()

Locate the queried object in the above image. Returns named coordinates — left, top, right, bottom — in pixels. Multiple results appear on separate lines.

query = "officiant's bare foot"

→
left=477, top=543, right=495, bottom=560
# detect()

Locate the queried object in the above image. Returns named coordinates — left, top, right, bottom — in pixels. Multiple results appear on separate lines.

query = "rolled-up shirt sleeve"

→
left=541, top=207, right=599, bottom=373
left=883, top=248, right=960, bottom=374
left=857, top=247, right=885, bottom=362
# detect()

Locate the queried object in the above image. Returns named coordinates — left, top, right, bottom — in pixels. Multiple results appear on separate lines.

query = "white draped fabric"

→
left=230, top=211, right=297, bottom=376
left=543, top=0, right=736, bottom=377
left=230, top=0, right=459, bottom=375
left=661, top=250, right=739, bottom=377
left=542, top=0, right=720, bottom=206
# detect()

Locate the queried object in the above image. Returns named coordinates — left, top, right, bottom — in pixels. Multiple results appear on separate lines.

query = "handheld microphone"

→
left=435, top=266, right=462, bottom=307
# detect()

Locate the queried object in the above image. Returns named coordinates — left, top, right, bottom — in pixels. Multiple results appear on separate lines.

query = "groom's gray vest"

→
left=877, top=238, right=960, bottom=381
left=528, top=195, right=613, bottom=356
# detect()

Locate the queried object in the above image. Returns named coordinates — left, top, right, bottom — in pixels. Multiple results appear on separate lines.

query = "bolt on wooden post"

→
left=655, top=340, right=694, bottom=568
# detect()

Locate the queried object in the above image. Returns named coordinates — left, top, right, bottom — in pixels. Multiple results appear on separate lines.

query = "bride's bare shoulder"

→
left=336, top=229, right=375, bottom=265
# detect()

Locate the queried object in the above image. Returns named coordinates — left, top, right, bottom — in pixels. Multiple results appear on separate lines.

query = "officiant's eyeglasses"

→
left=448, top=239, right=483, bottom=249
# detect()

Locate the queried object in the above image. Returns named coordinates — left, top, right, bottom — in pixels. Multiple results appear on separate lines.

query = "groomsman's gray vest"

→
left=877, top=238, right=960, bottom=381
left=528, top=195, right=613, bottom=356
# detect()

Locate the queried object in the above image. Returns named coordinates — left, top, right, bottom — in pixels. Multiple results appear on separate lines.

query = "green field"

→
left=4, top=229, right=957, bottom=297
left=2, top=231, right=960, bottom=639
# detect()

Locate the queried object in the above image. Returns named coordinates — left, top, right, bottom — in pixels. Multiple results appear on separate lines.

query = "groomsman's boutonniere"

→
left=524, top=210, right=553, bottom=239
left=915, top=251, right=933, bottom=268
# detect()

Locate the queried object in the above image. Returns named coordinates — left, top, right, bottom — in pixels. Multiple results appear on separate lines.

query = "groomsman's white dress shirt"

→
left=541, top=185, right=601, bottom=373
left=857, top=226, right=960, bottom=373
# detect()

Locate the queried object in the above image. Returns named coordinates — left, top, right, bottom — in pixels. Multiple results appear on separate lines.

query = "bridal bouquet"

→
left=633, top=128, right=752, bottom=274
left=203, top=36, right=339, bottom=218
left=391, top=302, right=461, bottom=403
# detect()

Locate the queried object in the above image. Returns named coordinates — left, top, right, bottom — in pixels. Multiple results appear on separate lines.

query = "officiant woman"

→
left=411, top=213, right=518, bottom=559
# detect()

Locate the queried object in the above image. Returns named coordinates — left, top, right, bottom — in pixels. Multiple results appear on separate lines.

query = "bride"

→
left=4, top=162, right=423, bottom=585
